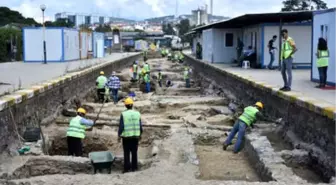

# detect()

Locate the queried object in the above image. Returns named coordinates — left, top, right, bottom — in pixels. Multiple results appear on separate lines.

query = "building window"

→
left=225, top=33, right=234, bottom=47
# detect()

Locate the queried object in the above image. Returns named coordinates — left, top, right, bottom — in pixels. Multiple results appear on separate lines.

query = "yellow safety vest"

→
left=121, top=110, right=141, bottom=137
left=238, top=106, right=259, bottom=126
left=281, top=37, right=294, bottom=59
left=66, top=116, right=86, bottom=139
left=317, top=50, right=329, bottom=67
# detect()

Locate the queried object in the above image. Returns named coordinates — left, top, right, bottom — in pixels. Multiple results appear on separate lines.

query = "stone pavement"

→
left=212, top=64, right=335, bottom=105
left=0, top=53, right=138, bottom=96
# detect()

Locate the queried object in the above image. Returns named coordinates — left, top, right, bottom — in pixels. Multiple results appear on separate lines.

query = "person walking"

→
left=223, top=102, right=267, bottom=153
left=132, top=61, right=138, bottom=80
left=118, top=98, right=142, bottom=173
left=315, top=37, right=329, bottom=88
left=106, top=71, right=121, bottom=104
left=67, top=108, right=94, bottom=156
left=267, top=35, right=277, bottom=69
left=96, top=71, right=108, bottom=103
left=280, top=29, right=297, bottom=92
left=144, top=72, right=151, bottom=93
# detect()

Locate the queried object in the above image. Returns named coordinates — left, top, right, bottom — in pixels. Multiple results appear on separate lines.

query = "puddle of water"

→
left=195, top=145, right=261, bottom=182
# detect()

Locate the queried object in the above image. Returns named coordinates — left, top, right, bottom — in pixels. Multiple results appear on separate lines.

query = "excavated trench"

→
left=1, top=57, right=334, bottom=185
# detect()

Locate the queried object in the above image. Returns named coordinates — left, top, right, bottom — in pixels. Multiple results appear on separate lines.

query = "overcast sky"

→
left=1, top=0, right=335, bottom=22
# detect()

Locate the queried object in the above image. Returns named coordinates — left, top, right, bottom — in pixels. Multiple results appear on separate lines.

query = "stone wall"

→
left=0, top=54, right=140, bottom=153
left=184, top=54, right=335, bottom=170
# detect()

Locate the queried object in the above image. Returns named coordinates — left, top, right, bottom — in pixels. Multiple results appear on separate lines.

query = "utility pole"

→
left=40, top=4, right=47, bottom=64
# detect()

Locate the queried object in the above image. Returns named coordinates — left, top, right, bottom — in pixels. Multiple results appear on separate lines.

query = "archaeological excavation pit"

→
left=2, top=57, right=335, bottom=185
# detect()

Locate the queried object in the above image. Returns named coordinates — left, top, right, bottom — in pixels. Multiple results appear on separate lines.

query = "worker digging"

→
left=0, top=51, right=333, bottom=185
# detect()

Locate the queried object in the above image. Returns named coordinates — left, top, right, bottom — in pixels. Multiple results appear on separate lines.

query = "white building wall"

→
left=312, top=9, right=335, bottom=84
left=80, top=31, right=89, bottom=59
left=63, top=29, right=80, bottom=61
left=93, top=32, right=105, bottom=58
left=23, top=28, right=63, bottom=62
left=214, top=28, right=242, bottom=63
left=263, top=24, right=312, bottom=67
left=202, top=29, right=213, bottom=63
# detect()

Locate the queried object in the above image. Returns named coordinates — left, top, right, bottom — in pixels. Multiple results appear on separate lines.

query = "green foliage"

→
left=281, top=0, right=328, bottom=11
left=0, top=28, right=22, bottom=62
left=45, top=18, right=74, bottom=28
left=79, top=24, right=92, bottom=32
left=95, top=24, right=112, bottom=33
left=162, top=23, right=175, bottom=35
left=177, top=19, right=191, bottom=43
left=0, top=7, right=39, bottom=26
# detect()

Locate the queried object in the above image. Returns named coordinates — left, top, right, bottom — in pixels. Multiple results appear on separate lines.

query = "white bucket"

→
left=242, top=60, right=250, bottom=69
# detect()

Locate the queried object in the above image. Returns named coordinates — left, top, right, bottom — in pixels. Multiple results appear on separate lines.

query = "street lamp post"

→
left=40, top=4, right=47, bottom=64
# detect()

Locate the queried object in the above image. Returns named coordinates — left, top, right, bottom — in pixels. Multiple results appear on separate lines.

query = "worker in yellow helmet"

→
left=96, top=71, right=107, bottom=103
left=118, top=97, right=142, bottom=173
left=66, top=108, right=94, bottom=156
left=223, top=102, right=272, bottom=153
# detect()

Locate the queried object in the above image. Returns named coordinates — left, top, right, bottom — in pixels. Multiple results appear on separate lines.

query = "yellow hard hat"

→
left=124, top=97, right=134, bottom=105
left=77, top=108, right=87, bottom=114
left=100, top=71, right=104, bottom=75
left=255, top=102, right=263, bottom=109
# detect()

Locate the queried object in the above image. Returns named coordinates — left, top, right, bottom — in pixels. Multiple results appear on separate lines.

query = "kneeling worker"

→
left=67, top=108, right=94, bottom=156
left=118, top=98, right=143, bottom=173
left=223, top=102, right=270, bottom=153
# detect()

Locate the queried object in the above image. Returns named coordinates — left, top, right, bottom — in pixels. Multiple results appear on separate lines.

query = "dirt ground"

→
left=0, top=57, right=324, bottom=185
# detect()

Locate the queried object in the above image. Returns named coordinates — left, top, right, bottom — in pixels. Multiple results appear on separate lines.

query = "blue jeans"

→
left=111, top=89, right=118, bottom=103
left=185, top=79, right=190, bottom=88
left=145, top=82, right=150, bottom=93
left=133, top=72, right=137, bottom=80
left=268, top=52, right=274, bottom=68
left=281, top=57, right=293, bottom=88
left=224, top=120, right=247, bottom=153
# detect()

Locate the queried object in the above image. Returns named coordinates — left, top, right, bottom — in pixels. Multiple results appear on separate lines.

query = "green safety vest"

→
left=158, top=72, right=162, bottom=80
left=144, top=64, right=150, bottom=72
left=184, top=70, right=189, bottom=80
left=96, top=75, right=107, bottom=89
left=238, top=106, right=259, bottom=126
left=317, top=50, right=329, bottom=67
left=281, top=37, right=294, bottom=59
left=133, top=64, right=138, bottom=72
left=179, top=53, right=184, bottom=60
left=121, top=110, right=141, bottom=137
left=66, top=116, right=86, bottom=139
left=144, top=74, right=150, bottom=83
left=174, top=54, right=179, bottom=60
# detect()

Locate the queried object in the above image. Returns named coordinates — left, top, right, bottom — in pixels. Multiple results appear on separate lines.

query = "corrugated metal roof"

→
left=193, top=10, right=315, bottom=31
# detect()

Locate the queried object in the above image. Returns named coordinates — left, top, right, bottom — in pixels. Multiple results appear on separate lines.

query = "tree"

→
left=0, top=7, right=39, bottom=26
left=95, top=24, right=112, bottom=32
left=177, top=19, right=190, bottom=42
left=281, top=0, right=328, bottom=11
left=79, top=24, right=91, bottom=31
left=162, top=23, right=175, bottom=35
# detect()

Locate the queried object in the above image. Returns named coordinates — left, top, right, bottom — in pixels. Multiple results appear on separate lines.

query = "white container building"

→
left=23, top=27, right=79, bottom=62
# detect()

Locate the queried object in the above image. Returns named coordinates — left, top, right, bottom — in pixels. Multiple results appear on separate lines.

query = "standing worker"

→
left=315, top=37, right=329, bottom=88
left=280, top=29, right=297, bottom=92
left=184, top=67, right=190, bottom=88
left=144, top=72, right=151, bottom=93
left=118, top=98, right=142, bottom=173
left=144, top=61, right=151, bottom=76
left=132, top=61, right=138, bottom=80
left=96, top=71, right=108, bottom=103
left=223, top=102, right=274, bottom=153
left=106, top=71, right=121, bottom=104
left=143, top=50, right=148, bottom=61
left=67, top=108, right=94, bottom=157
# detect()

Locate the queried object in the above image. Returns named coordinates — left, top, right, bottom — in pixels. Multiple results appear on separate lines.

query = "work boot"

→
left=279, top=86, right=286, bottom=91
left=222, top=144, right=228, bottom=151
left=283, top=87, right=291, bottom=92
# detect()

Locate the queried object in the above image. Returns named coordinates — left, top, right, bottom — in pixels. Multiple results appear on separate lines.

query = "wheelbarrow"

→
left=89, top=151, right=115, bottom=174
